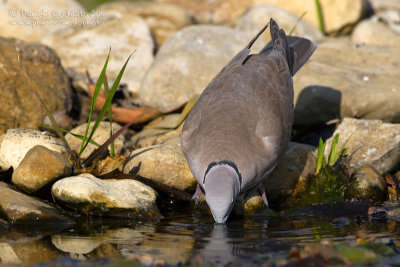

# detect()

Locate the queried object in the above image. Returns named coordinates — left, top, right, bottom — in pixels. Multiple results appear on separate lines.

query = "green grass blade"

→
left=315, top=137, right=326, bottom=175
left=315, top=0, right=325, bottom=35
left=81, top=51, right=134, bottom=157
left=81, top=111, right=138, bottom=167
left=103, top=74, right=114, bottom=157
left=79, top=48, right=111, bottom=156
left=41, top=125, right=100, bottom=146
left=328, top=133, right=339, bottom=166
left=340, top=134, right=352, bottom=157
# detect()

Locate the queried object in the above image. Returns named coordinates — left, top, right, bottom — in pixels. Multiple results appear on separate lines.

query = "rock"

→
left=65, top=122, right=124, bottom=160
left=119, top=225, right=194, bottom=264
left=0, top=182, right=72, bottom=224
left=368, top=0, right=400, bottom=13
left=368, top=202, right=400, bottom=221
left=52, top=234, right=105, bottom=254
left=264, top=142, right=317, bottom=209
left=302, top=240, right=351, bottom=265
left=236, top=5, right=323, bottom=48
left=0, top=243, right=22, bottom=265
left=351, top=17, right=400, bottom=46
left=51, top=173, right=159, bottom=217
left=0, top=0, right=85, bottom=42
left=325, top=118, right=400, bottom=174
left=129, top=114, right=182, bottom=149
left=346, top=165, right=387, bottom=204
left=12, top=145, right=72, bottom=194
left=123, top=145, right=196, bottom=192
left=234, top=188, right=265, bottom=216
left=0, top=37, right=72, bottom=134
left=52, top=227, right=144, bottom=255
left=395, top=170, right=400, bottom=183
left=9, top=240, right=65, bottom=265
left=293, top=39, right=400, bottom=127
left=252, top=0, right=368, bottom=34
left=42, top=13, right=154, bottom=96
left=139, top=25, right=246, bottom=112
left=375, top=11, right=400, bottom=35
left=96, top=1, right=192, bottom=47
left=155, top=0, right=250, bottom=25
left=0, top=129, right=68, bottom=170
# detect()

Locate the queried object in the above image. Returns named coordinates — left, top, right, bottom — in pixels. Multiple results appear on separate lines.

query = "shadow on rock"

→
left=293, top=86, right=342, bottom=144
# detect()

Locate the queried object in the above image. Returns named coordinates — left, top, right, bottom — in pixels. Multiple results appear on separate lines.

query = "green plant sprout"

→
left=19, top=49, right=133, bottom=169
left=78, top=49, right=133, bottom=167
left=103, top=74, right=114, bottom=157
left=315, top=0, right=325, bottom=35
left=315, top=133, right=349, bottom=175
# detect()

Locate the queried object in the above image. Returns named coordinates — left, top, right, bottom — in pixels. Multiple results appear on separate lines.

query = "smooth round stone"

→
left=51, top=173, right=160, bottom=218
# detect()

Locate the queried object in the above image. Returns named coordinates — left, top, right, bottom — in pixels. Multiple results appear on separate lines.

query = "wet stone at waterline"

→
left=0, top=182, right=72, bottom=224
left=51, top=173, right=160, bottom=217
left=346, top=165, right=388, bottom=204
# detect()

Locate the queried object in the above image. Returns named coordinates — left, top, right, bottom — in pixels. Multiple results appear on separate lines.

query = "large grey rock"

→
left=352, top=17, right=400, bottom=46
left=265, top=142, right=317, bottom=208
left=0, top=0, right=85, bottom=42
left=42, top=13, right=154, bottom=96
left=293, top=39, right=400, bottom=127
left=124, top=144, right=196, bottom=192
left=0, top=182, right=72, bottom=224
left=325, top=118, right=400, bottom=174
left=96, top=1, right=192, bottom=47
left=236, top=5, right=323, bottom=48
left=155, top=0, right=250, bottom=25
left=129, top=114, right=182, bottom=149
left=65, top=122, right=124, bottom=160
left=139, top=25, right=246, bottom=112
left=12, top=145, right=72, bottom=194
left=51, top=173, right=159, bottom=217
left=0, top=37, right=72, bottom=134
left=0, top=129, right=68, bottom=170
left=253, top=0, right=368, bottom=34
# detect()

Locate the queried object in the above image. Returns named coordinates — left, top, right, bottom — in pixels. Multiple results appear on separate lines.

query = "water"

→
left=1, top=205, right=400, bottom=266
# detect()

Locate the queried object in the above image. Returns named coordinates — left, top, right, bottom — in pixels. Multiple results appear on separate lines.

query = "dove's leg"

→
left=191, top=184, right=203, bottom=204
left=257, top=183, right=269, bottom=207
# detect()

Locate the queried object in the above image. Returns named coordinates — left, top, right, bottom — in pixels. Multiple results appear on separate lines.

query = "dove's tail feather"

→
left=261, top=18, right=317, bottom=76
left=270, top=18, right=294, bottom=74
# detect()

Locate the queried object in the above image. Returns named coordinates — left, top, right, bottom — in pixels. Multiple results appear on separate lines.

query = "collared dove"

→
left=181, top=18, right=317, bottom=223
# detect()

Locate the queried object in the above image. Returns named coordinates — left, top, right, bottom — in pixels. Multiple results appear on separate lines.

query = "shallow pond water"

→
left=1, top=204, right=400, bottom=266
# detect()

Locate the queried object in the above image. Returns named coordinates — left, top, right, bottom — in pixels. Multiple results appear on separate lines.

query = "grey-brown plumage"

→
left=181, top=19, right=317, bottom=223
